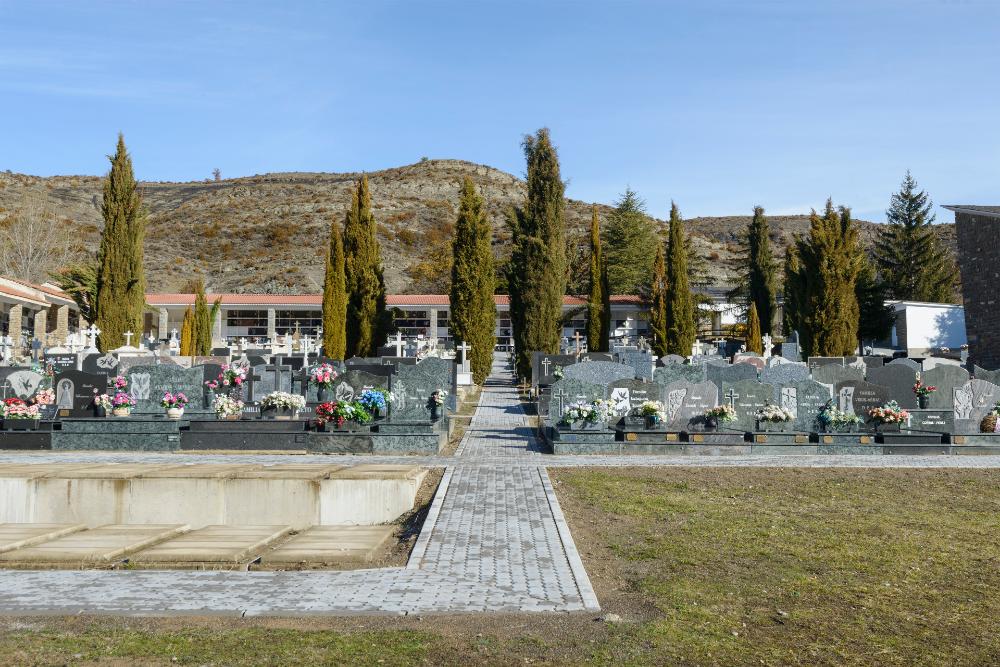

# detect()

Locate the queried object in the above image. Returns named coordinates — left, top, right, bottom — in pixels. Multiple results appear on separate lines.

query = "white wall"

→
left=899, top=304, right=967, bottom=351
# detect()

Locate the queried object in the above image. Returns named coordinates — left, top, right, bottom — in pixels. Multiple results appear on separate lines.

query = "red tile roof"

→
left=146, top=293, right=645, bottom=308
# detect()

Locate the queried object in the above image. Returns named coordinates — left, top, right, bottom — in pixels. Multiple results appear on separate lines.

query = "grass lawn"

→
left=2, top=467, right=999, bottom=665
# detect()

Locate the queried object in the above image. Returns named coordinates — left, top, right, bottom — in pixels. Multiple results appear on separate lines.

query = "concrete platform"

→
left=130, top=525, right=293, bottom=566
left=0, top=524, right=189, bottom=566
left=261, top=525, right=394, bottom=565
left=0, top=523, right=86, bottom=554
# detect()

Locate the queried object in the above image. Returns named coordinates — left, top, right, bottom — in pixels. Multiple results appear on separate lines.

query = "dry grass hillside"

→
left=0, top=159, right=956, bottom=294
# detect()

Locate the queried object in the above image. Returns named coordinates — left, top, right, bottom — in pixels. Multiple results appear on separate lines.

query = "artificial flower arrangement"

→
left=867, top=401, right=909, bottom=425
left=912, top=380, right=937, bottom=398
left=636, top=400, right=666, bottom=419
left=111, top=391, right=136, bottom=410
left=93, top=392, right=113, bottom=412
left=212, top=394, right=244, bottom=420
left=559, top=400, right=603, bottom=426
left=205, top=363, right=247, bottom=391
left=112, top=375, right=128, bottom=391
left=260, top=391, right=307, bottom=412
left=161, top=391, right=189, bottom=410
left=755, top=403, right=795, bottom=423
left=704, top=405, right=738, bottom=422
left=817, top=404, right=863, bottom=431
left=2, top=397, right=41, bottom=420
left=431, top=390, right=448, bottom=406
left=553, top=367, right=564, bottom=380
left=314, top=400, right=372, bottom=428
left=32, top=388, right=55, bottom=406
left=357, top=388, right=390, bottom=415
left=308, top=363, right=339, bottom=388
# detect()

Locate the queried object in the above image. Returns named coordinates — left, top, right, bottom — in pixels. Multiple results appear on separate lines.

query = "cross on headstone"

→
left=762, top=333, right=773, bottom=359
left=170, top=328, right=178, bottom=341
left=725, top=388, right=740, bottom=410
left=573, top=331, right=583, bottom=355
left=302, top=334, right=311, bottom=358
left=239, top=337, right=248, bottom=351
left=393, top=331, right=404, bottom=357
left=553, top=386, right=569, bottom=417
left=123, top=331, right=134, bottom=347
left=541, top=358, right=552, bottom=378
left=83, top=324, right=101, bottom=350
left=457, top=341, right=471, bottom=371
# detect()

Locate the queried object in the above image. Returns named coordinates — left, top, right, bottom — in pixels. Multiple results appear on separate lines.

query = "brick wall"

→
left=956, top=211, right=1000, bottom=369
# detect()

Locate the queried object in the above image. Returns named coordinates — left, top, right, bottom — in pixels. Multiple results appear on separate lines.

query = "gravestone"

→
left=0, top=368, right=47, bottom=400
left=659, top=380, right=718, bottom=431
left=532, top=353, right=578, bottom=386
left=125, top=365, right=206, bottom=414
left=43, top=352, right=78, bottom=373
left=82, top=352, right=120, bottom=376
left=210, top=347, right=231, bottom=357
left=867, top=364, right=918, bottom=409
left=619, top=350, right=656, bottom=381
left=653, top=363, right=706, bottom=386
left=760, top=360, right=809, bottom=386
left=919, top=365, right=969, bottom=410
left=561, top=360, right=635, bottom=386
left=706, top=362, right=757, bottom=393
left=249, top=363, right=293, bottom=403
left=324, top=368, right=391, bottom=404
left=908, top=409, right=954, bottom=434
left=54, top=370, right=108, bottom=418
left=547, top=378, right=606, bottom=422
left=577, top=353, right=613, bottom=363
left=861, top=356, right=885, bottom=370
left=972, top=366, right=1000, bottom=386
left=733, top=354, right=766, bottom=372
left=953, top=379, right=1000, bottom=434
left=835, top=380, right=891, bottom=423
left=607, top=378, right=657, bottom=418
left=724, top=379, right=776, bottom=432
left=779, top=341, right=801, bottom=362
left=808, top=357, right=844, bottom=370
left=659, top=354, right=687, bottom=365
left=778, top=379, right=834, bottom=432
left=812, top=363, right=864, bottom=387
left=888, top=357, right=922, bottom=372
left=390, top=357, right=455, bottom=421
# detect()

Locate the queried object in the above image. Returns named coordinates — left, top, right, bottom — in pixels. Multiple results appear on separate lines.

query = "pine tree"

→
left=874, top=171, right=957, bottom=303
left=603, top=188, right=658, bottom=295
left=343, top=175, right=389, bottom=357
left=179, top=307, right=193, bottom=356
left=449, top=177, right=497, bottom=385
left=856, top=255, right=896, bottom=349
left=508, top=128, right=566, bottom=379
left=786, top=200, right=863, bottom=357
left=744, top=206, right=778, bottom=334
left=586, top=206, right=608, bottom=352
left=322, top=219, right=347, bottom=360
left=94, top=134, right=146, bottom=351
left=745, top=302, right=763, bottom=354
left=648, top=242, right=668, bottom=357
left=664, top=202, right=696, bottom=355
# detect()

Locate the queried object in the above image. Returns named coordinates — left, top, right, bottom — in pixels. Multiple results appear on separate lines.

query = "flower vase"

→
left=918, top=395, right=929, bottom=409
left=112, top=407, right=131, bottom=418
left=94, top=405, right=106, bottom=418
left=644, top=415, right=661, bottom=430
left=316, top=386, right=330, bottom=403
left=166, top=407, right=184, bottom=420
left=205, top=390, right=216, bottom=409
left=223, top=414, right=240, bottom=421
left=705, top=416, right=719, bottom=431
left=430, top=405, right=440, bottom=421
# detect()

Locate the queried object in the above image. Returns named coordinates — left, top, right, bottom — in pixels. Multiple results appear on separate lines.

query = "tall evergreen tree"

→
left=322, top=219, right=347, bottom=360
left=449, top=177, right=496, bottom=385
left=648, top=242, right=668, bottom=357
left=94, top=134, right=146, bottom=351
left=602, top=189, right=658, bottom=295
left=179, top=307, right=193, bottom=356
left=745, top=302, right=763, bottom=354
left=508, top=128, right=566, bottom=379
left=343, top=175, right=389, bottom=357
left=193, top=280, right=211, bottom=356
left=664, top=202, right=696, bottom=355
left=782, top=245, right=804, bottom=339
left=743, top=206, right=778, bottom=334
left=786, top=200, right=863, bottom=357
left=856, top=255, right=896, bottom=349
left=586, top=206, right=609, bottom=352
left=874, top=171, right=957, bottom=303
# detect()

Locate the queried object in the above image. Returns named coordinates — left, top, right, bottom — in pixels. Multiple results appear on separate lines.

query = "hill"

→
left=0, top=159, right=956, bottom=295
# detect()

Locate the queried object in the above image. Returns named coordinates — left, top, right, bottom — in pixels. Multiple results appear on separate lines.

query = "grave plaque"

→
left=760, top=360, right=809, bottom=385
left=607, top=378, right=656, bottom=418
left=919, top=365, right=969, bottom=410
left=861, top=356, right=885, bottom=370
left=125, top=365, right=206, bottom=414
left=43, top=353, right=78, bottom=373
left=811, top=363, right=864, bottom=387
left=907, top=409, right=954, bottom=434
left=654, top=363, right=706, bottom=386
left=619, top=350, right=656, bottom=381
left=659, top=354, right=687, bottom=365
left=659, top=380, right=718, bottom=431
left=82, top=352, right=120, bottom=376
left=888, top=357, right=922, bottom=372
left=706, top=363, right=757, bottom=393
left=808, top=357, right=844, bottom=370
left=724, top=379, right=776, bottom=432
left=835, top=380, right=891, bottom=424
left=972, top=365, right=1000, bottom=386
left=779, top=379, right=834, bottom=432
left=867, top=364, right=918, bottom=409
left=547, top=378, right=606, bottom=422
left=953, top=379, right=1000, bottom=434
left=532, top=353, right=578, bottom=386
left=577, top=353, right=613, bottom=363
left=562, top=360, right=636, bottom=386
left=779, top=341, right=801, bottom=362
left=390, top=357, right=455, bottom=420
left=733, top=355, right=765, bottom=372
left=54, top=370, right=107, bottom=418
left=249, top=363, right=293, bottom=403
left=0, top=368, right=47, bottom=400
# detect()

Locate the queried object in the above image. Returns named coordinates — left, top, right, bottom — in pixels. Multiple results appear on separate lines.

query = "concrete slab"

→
left=0, top=523, right=87, bottom=554
left=42, top=464, right=174, bottom=479
left=233, top=464, right=345, bottom=480
left=329, top=464, right=424, bottom=480
left=262, top=525, right=394, bottom=564
left=130, top=525, right=293, bottom=565
left=0, top=464, right=102, bottom=479
left=0, top=524, right=189, bottom=565
left=139, top=464, right=264, bottom=478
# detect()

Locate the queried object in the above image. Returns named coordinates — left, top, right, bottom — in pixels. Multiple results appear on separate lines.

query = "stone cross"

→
left=573, top=331, right=583, bottom=355
left=123, top=330, right=134, bottom=348
left=302, top=334, right=311, bottom=358
left=240, top=337, right=249, bottom=351
left=457, top=341, right=471, bottom=372
left=83, top=324, right=101, bottom=349
left=170, top=328, right=178, bottom=341
left=725, top=388, right=740, bottom=411
left=762, top=333, right=773, bottom=359
left=394, top=331, right=404, bottom=357
left=553, top=386, right=569, bottom=418
left=541, top=358, right=552, bottom=378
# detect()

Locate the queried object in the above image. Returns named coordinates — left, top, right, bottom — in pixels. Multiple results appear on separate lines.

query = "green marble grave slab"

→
left=53, top=418, right=183, bottom=451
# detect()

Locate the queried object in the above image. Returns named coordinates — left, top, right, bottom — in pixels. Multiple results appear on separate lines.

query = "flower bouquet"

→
left=357, top=388, right=390, bottom=419
left=636, top=400, right=667, bottom=429
left=703, top=405, right=737, bottom=430
left=912, top=380, right=937, bottom=409
left=867, top=401, right=909, bottom=432
left=429, top=390, right=448, bottom=420
left=32, top=388, right=55, bottom=406
left=755, top=403, right=795, bottom=432
left=93, top=392, right=113, bottom=417
left=308, top=363, right=339, bottom=401
left=260, top=391, right=306, bottom=420
left=314, top=400, right=372, bottom=430
left=213, top=394, right=244, bottom=420
left=1, top=397, right=41, bottom=430
left=110, top=391, right=136, bottom=417
left=817, top=404, right=863, bottom=433
left=161, top=391, right=189, bottom=419
left=559, top=400, right=604, bottom=430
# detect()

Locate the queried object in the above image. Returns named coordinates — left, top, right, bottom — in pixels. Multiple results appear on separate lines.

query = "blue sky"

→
left=1, top=0, right=998, bottom=222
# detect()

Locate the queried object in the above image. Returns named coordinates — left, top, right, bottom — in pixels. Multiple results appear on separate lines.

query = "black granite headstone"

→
left=54, top=370, right=107, bottom=418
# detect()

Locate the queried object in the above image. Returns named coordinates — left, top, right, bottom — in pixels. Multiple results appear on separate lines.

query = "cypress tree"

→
left=343, top=175, right=389, bottom=357
left=787, top=200, right=862, bottom=357
left=586, top=206, right=608, bottom=352
left=322, top=219, right=347, bottom=360
left=664, top=202, right=696, bottom=355
left=508, top=128, right=566, bottom=379
left=603, top=188, right=658, bottom=295
left=782, top=245, right=804, bottom=338
left=179, top=307, right=193, bottom=356
left=745, top=302, right=763, bottom=354
left=193, top=280, right=211, bottom=356
left=744, top=206, right=778, bottom=334
left=94, top=133, right=146, bottom=351
left=648, top=242, right=668, bottom=357
left=449, top=177, right=496, bottom=385
left=856, top=255, right=896, bottom=349
left=873, top=171, right=957, bottom=303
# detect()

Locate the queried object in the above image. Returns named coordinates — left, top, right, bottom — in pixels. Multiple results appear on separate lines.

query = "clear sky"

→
left=1, top=0, right=998, bottom=222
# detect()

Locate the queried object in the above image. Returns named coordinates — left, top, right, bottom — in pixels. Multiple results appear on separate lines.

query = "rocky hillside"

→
left=0, top=159, right=956, bottom=295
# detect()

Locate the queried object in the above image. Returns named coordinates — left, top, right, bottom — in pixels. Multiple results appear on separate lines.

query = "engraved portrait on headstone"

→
left=56, top=378, right=74, bottom=410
